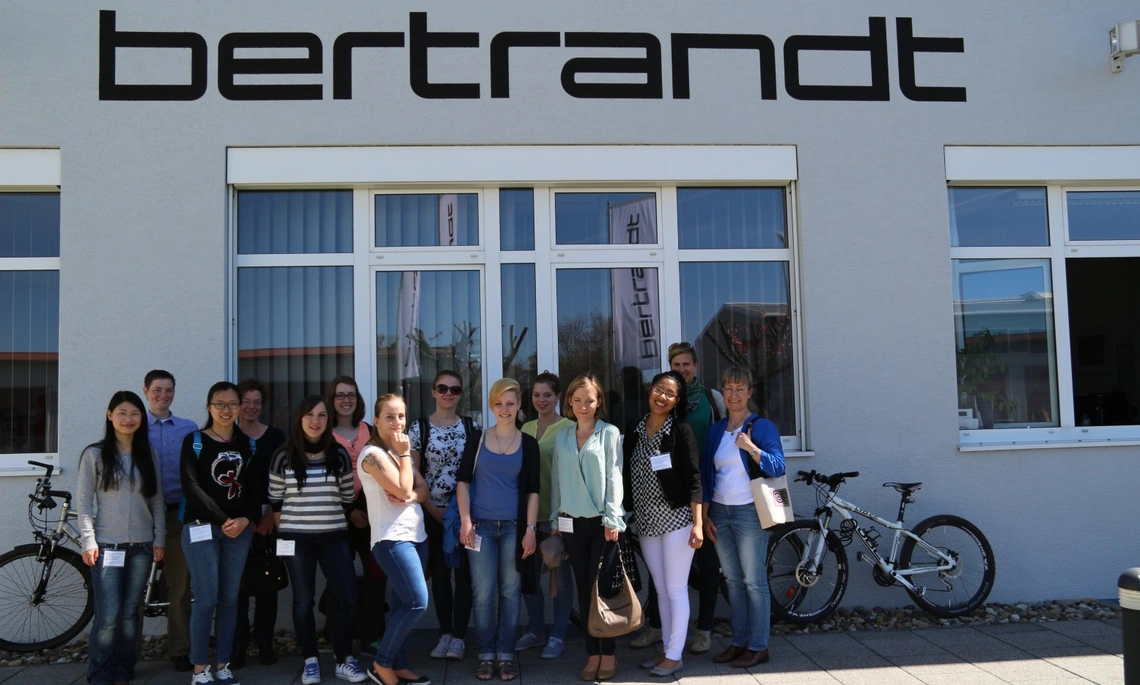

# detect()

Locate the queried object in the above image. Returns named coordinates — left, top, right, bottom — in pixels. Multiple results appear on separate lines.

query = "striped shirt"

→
left=268, top=447, right=354, bottom=538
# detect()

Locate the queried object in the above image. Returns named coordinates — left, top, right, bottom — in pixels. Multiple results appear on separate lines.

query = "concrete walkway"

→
left=0, top=619, right=1124, bottom=685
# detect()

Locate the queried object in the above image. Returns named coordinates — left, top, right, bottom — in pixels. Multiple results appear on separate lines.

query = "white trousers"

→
left=640, top=526, right=696, bottom=660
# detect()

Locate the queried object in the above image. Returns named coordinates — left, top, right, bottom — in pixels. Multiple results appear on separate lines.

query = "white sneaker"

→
left=336, top=656, right=368, bottom=683
left=430, top=635, right=453, bottom=659
left=689, top=630, right=712, bottom=655
left=302, top=657, right=321, bottom=685
left=446, top=637, right=465, bottom=660
left=629, top=627, right=662, bottom=649
left=191, top=666, right=215, bottom=684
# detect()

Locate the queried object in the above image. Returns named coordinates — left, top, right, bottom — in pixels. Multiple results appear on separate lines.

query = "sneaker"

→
left=445, top=637, right=465, bottom=660
left=214, top=664, right=239, bottom=685
left=191, top=666, right=215, bottom=684
left=629, top=627, right=662, bottom=649
left=336, top=657, right=367, bottom=683
left=173, top=656, right=193, bottom=672
left=302, top=657, right=321, bottom=685
left=515, top=632, right=545, bottom=651
left=430, top=635, right=453, bottom=659
left=540, top=637, right=564, bottom=659
left=689, top=629, right=712, bottom=655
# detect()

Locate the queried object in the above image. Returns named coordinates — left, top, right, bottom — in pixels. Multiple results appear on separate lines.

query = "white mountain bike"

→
left=767, top=469, right=995, bottom=624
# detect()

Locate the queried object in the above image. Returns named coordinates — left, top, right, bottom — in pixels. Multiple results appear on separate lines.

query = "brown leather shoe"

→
left=713, top=645, right=747, bottom=664
left=731, top=649, right=770, bottom=668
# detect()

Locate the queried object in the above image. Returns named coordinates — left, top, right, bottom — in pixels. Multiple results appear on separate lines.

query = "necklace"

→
left=491, top=429, right=519, bottom=453
left=725, top=416, right=746, bottom=435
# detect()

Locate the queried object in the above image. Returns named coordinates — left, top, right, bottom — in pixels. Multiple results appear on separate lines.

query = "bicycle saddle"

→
left=883, top=481, right=922, bottom=493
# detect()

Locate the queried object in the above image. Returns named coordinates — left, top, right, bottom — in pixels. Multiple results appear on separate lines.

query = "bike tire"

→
left=767, top=521, right=848, bottom=624
left=899, top=514, right=995, bottom=618
left=0, top=545, right=94, bottom=652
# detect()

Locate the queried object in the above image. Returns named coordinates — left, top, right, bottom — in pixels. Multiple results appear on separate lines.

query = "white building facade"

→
left=2, top=1, right=1139, bottom=605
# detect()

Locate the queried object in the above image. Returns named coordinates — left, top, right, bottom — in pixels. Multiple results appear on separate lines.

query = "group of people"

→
left=74, top=343, right=784, bottom=685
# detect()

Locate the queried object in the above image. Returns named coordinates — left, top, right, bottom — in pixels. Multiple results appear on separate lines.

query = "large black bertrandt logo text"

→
left=98, top=11, right=966, bottom=103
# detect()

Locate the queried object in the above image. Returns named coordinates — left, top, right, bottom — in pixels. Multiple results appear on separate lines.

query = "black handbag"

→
left=618, top=533, right=642, bottom=594
left=241, top=539, right=288, bottom=595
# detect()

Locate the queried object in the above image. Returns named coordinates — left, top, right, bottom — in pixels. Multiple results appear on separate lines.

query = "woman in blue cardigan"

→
left=700, top=366, right=784, bottom=669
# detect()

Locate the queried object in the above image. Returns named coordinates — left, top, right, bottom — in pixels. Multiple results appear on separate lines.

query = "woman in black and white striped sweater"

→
left=268, top=394, right=365, bottom=684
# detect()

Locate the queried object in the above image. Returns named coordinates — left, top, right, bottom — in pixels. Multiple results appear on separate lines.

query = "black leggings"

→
left=425, top=513, right=471, bottom=639
left=563, top=516, right=614, bottom=657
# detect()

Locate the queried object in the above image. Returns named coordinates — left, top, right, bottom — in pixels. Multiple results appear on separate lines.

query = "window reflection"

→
left=556, top=268, right=658, bottom=431
left=502, top=264, right=538, bottom=419
left=237, top=266, right=354, bottom=428
left=0, top=194, right=60, bottom=258
left=953, top=259, right=1058, bottom=428
left=554, top=192, right=657, bottom=245
left=1067, top=191, right=1140, bottom=241
left=678, top=188, right=786, bottom=249
left=679, top=262, right=796, bottom=435
left=0, top=270, right=59, bottom=454
left=237, top=190, right=352, bottom=255
left=375, top=194, right=479, bottom=247
left=500, top=189, right=535, bottom=251
left=949, top=187, right=1048, bottom=248
left=377, top=270, right=482, bottom=425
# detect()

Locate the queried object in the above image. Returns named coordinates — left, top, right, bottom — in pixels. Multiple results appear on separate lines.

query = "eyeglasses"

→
left=240, top=399, right=262, bottom=407
left=650, top=386, right=678, bottom=401
left=210, top=402, right=241, bottom=411
left=333, top=393, right=357, bottom=401
left=435, top=384, right=463, bottom=396
left=668, top=341, right=694, bottom=353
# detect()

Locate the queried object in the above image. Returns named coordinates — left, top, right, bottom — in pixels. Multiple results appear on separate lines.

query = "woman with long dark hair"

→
left=181, top=381, right=263, bottom=685
left=268, top=395, right=365, bottom=685
left=77, top=390, right=166, bottom=685
left=622, top=370, right=702, bottom=677
left=358, top=393, right=432, bottom=685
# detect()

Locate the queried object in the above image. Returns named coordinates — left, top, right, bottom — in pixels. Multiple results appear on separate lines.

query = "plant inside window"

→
left=956, top=328, right=1017, bottom=427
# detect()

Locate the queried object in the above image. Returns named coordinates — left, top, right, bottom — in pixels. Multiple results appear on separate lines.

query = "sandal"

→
left=498, top=661, right=518, bottom=682
left=476, top=660, right=495, bottom=681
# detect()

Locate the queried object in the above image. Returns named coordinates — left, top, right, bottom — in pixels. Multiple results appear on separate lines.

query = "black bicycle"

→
left=0, top=460, right=169, bottom=652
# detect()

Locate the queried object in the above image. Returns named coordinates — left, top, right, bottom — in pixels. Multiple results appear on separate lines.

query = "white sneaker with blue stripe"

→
left=336, top=656, right=367, bottom=682
left=302, top=657, right=321, bottom=685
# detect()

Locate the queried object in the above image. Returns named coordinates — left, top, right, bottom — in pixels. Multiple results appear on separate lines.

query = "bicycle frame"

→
left=811, top=492, right=959, bottom=595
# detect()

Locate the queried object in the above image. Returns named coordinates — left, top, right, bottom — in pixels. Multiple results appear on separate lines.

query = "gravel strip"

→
left=0, top=599, right=1123, bottom=666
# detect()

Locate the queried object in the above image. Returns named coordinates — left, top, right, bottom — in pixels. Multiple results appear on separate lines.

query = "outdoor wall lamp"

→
left=1110, top=20, right=1140, bottom=73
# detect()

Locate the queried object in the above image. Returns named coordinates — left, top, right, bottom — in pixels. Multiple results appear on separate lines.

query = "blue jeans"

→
left=87, top=543, right=152, bottom=685
left=182, top=523, right=253, bottom=666
left=709, top=502, right=770, bottom=652
left=372, top=539, right=429, bottom=670
left=282, top=536, right=358, bottom=661
left=523, top=525, right=573, bottom=641
left=466, top=519, right=521, bottom=661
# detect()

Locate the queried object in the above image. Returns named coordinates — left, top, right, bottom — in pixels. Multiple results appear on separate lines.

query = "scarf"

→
left=686, top=376, right=706, bottom=413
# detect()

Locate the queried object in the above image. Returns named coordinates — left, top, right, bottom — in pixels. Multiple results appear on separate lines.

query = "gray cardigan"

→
left=76, top=445, right=167, bottom=552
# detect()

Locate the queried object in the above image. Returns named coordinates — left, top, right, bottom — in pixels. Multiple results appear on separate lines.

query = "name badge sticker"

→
left=188, top=523, right=212, bottom=543
left=650, top=453, right=672, bottom=471
left=557, top=516, right=574, bottom=534
left=276, top=539, right=296, bottom=556
left=103, top=550, right=126, bottom=567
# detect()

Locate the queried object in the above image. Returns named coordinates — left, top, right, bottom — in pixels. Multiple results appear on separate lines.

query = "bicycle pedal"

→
left=855, top=551, right=874, bottom=565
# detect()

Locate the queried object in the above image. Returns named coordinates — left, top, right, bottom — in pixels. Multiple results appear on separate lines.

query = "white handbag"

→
left=743, top=418, right=793, bottom=529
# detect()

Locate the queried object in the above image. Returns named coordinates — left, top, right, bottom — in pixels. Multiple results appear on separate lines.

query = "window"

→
left=945, top=157, right=1140, bottom=446
left=0, top=161, right=61, bottom=469
left=229, top=146, right=803, bottom=448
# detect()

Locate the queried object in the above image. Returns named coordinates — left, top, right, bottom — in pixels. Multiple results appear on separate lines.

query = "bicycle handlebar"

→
left=795, top=469, right=860, bottom=488
left=28, top=460, right=54, bottom=478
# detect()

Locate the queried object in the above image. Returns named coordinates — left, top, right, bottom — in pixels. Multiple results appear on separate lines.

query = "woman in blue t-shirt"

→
left=456, top=378, right=539, bottom=682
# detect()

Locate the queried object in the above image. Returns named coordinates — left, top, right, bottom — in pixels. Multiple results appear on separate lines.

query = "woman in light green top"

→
left=516, top=372, right=575, bottom=659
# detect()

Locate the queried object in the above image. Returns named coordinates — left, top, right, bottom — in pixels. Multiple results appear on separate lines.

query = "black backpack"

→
left=705, top=389, right=723, bottom=423
left=416, top=415, right=475, bottom=476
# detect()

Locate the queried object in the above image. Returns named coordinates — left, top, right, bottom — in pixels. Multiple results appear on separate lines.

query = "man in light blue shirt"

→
left=143, top=369, right=197, bottom=672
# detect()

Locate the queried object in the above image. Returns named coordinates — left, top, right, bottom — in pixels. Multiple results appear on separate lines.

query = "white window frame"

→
left=0, top=149, right=62, bottom=476
left=227, top=145, right=807, bottom=452
left=946, top=145, right=1140, bottom=451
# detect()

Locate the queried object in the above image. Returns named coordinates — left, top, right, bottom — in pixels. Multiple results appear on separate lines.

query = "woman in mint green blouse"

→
left=550, top=374, right=625, bottom=681
left=516, top=372, right=575, bottom=659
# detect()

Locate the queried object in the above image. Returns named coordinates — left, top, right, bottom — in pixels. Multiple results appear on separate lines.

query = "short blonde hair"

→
left=562, top=374, right=606, bottom=420
left=720, top=366, right=753, bottom=389
left=488, top=377, right=521, bottom=406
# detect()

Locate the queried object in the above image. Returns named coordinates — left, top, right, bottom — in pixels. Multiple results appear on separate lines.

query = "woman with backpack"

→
left=701, top=366, right=784, bottom=669
left=180, top=381, right=263, bottom=685
left=268, top=395, right=366, bottom=685
left=408, top=369, right=479, bottom=661
left=77, top=390, right=166, bottom=685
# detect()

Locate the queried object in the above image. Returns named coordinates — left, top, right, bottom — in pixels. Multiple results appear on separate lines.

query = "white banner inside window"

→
left=610, top=197, right=660, bottom=379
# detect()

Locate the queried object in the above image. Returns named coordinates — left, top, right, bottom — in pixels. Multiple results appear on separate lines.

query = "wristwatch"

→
left=526, top=524, right=537, bottom=531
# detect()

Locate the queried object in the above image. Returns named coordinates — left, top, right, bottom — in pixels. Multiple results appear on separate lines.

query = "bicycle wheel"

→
left=767, top=521, right=848, bottom=624
left=899, top=514, right=995, bottom=618
left=0, top=545, right=94, bottom=651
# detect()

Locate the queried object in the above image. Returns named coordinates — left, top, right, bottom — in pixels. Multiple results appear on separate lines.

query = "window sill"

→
left=0, top=454, right=60, bottom=477
left=958, top=439, right=1140, bottom=452
left=785, top=450, right=815, bottom=458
